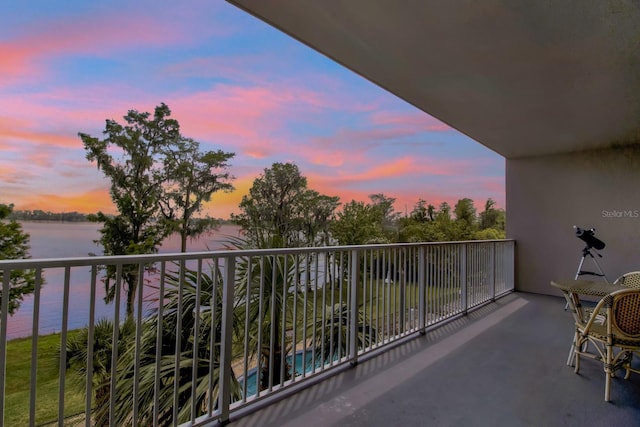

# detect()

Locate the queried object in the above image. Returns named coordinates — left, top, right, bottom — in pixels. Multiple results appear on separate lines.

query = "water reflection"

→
left=7, top=222, right=240, bottom=339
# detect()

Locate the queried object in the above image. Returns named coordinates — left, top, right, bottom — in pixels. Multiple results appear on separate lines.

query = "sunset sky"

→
left=0, top=0, right=504, bottom=219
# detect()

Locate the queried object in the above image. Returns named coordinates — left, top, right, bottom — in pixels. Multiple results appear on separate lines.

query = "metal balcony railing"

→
left=0, top=240, right=514, bottom=426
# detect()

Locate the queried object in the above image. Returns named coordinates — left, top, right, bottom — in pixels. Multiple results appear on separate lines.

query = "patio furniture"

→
left=584, top=271, right=640, bottom=323
left=615, top=271, right=640, bottom=288
left=615, top=272, right=640, bottom=371
left=550, top=279, right=624, bottom=366
left=572, top=288, right=640, bottom=401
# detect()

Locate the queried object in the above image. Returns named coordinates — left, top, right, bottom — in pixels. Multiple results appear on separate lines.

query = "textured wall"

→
left=507, top=145, right=640, bottom=295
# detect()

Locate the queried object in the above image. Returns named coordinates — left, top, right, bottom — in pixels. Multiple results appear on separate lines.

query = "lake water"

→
left=6, top=221, right=242, bottom=339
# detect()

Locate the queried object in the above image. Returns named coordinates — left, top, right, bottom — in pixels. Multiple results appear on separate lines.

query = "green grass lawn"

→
left=3, top=280, right=461, bottom=426
left=310, top=278, right=460, bottom=312
left=5, top=331, right=85, bottom=426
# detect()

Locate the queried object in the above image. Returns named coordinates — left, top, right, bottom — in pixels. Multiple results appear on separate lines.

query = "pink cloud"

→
left=0, top=5, right=229, bottom=88
left=455, top=176, right=506, bottom=201
left=0, top=1, right=505, bottom=221
left=0, top=164, right=23, bottom=185
left=311, top=156, right=463, bottom=187
left=307, top=151, right=348, bottom=168
left=167, top=84, right=333, bottom=157
left=162, top=53, right=376, bottom=114
left=172, top=86, right=283, bottom=135
left=0, top=89, right=157, bottom=151
left=0, top=44, right=34, bottom=83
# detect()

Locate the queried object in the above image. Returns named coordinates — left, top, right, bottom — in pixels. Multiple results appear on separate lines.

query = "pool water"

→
left=240, top=350, right=321, bottom=396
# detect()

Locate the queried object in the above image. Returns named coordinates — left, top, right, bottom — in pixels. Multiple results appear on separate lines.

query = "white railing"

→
left=0, top=240, right=514, bottom=426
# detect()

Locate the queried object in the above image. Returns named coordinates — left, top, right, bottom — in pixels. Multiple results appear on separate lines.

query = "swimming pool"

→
left=239, top=349, right=320, bottom=396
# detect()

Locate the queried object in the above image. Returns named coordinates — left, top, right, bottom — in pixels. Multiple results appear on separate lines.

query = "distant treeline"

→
left=9, top=210, right=89, bottom=222
left=9, top=209, right=233, bottom=224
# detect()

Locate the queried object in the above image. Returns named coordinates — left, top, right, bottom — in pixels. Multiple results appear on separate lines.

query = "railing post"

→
left=490, top=242, right=496, bottom=301
left=399, top=249, right=406, bottom=335
left=349, top=249, right=360, bottom=366
left=109, top=264, right=123, bottom=427
left=510, top=241, right=516, bottom=292
left=418, top=246, right=426, bottom=335
left=460, top=244, right=468, bottom=314
left=172, top=261, right=186, bottom=425
left=219, top=255, right=236, bottom=425
left=30, top=268, right=43, bottom=427
left=0, top=268, right=9, bottom=427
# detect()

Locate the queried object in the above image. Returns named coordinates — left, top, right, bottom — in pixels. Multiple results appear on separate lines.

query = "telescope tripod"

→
left=574, top=245, right=608, bottom=282
left=564, top=245, right=608, bottom=310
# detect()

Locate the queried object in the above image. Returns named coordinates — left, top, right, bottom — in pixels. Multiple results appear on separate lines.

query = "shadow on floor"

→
left=229, top=292, right=640, bottom=427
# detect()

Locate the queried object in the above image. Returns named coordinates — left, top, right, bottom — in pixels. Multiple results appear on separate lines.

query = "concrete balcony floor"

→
left=230, top=292, right=640, bottom=427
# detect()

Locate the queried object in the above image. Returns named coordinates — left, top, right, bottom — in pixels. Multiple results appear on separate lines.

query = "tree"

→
left=454, top=198, right=476, bottom=225
left=331, top=201, right=385, bottom=246
left=369, top=193, right=400, bottom=242
left=80, top=104, right=179, bottom=318
left=231, top=163, right=338, bottom=390
left=399, top=197, right=506, bottom=243
left=108, top=266, right=242, bottom=425
left=67, top=266, right=242, bottom=426
left=0, top=203, right=36, bottom=314
left=331, top=194, right=402, bottom=246
left=66, top=318, right=135, bottom=421
left=314, top=302, right=376, bottom=362
left=452, top=198, right=477, bottom=240
left=477, top=198, right=506, bottom=239
left=409, top=199, right=429, bottom=223
left=161, top=137, right=235, bottom=252
left=297, top=190, right=340, bottom=246
left=80, top=103, right=235, bottom=317
left=232, top=238, right=303, bottom=390
left=436, top=202, right=452, bottom=222
left=478, top=198, right=505, bottom=231
left=232, top=162, right=339, bottom=248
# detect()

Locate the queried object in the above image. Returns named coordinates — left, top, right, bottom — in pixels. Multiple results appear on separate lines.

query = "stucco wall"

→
left=506, top=145, right=640, bottom=295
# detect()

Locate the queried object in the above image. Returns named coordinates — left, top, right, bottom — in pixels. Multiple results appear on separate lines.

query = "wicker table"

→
left=551, top=279, right=624, bottom=365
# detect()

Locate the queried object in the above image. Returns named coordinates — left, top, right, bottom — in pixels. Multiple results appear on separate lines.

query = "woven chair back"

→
left=612, top=290, right=640, bottom=337
left=618, top=271, right=640, bottom=289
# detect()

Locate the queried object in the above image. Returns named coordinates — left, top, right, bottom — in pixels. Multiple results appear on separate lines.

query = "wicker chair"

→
left=585, top=271, right=640, bottom=324
left=616, top=271, right=640, bottom=288
left=618, top=272, right=640, bottom=375
left=573, top=288, right=640, bottom=401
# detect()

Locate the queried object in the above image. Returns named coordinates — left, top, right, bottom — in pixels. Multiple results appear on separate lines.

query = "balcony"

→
left=231, top=291, right=640, bottom=426
left=1, top=240, right=637, bottom=426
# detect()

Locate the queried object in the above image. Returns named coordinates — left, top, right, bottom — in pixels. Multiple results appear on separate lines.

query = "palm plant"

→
left=65, top=318, right=135, bottom=425
left=231, top=235, right=313, bottom=391
left=102, top=264, right=242, bottom=426
left=313, top=302, right=377, bottom=363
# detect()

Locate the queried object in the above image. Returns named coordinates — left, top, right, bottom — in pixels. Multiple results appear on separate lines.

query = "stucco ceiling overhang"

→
left=228, top=0, right=640, bottom=159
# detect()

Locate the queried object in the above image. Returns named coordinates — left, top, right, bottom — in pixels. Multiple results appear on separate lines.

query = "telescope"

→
left=564, top=226, right=609, bottom=313
left=574, top=226, right=605, bottom=250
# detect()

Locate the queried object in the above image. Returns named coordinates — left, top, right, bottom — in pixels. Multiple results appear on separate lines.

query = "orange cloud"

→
left=0, top=128, right=77, bottom=148
left=308, top=156, right=461, bottom=189
left=0, top=163, right=23, bottom=185
left=15, top=188, right=114, bottom=215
